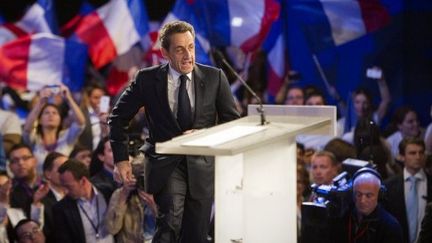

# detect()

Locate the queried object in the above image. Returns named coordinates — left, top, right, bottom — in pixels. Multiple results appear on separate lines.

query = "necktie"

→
left=177, top=75, right=192, bottom=131
left=407, top=176, right=419, bottom=243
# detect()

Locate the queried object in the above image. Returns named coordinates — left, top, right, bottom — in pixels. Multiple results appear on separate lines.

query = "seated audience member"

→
left=358, top=145, right=399, bottom=180
left=90, top=137, right=118, bottom=200
left=276, top=84, right=305, bottom=105
left=77, top=83, right=110, bottom=151
left=37, top=152, right=68, bottom=242
left=310, top=151, right=341, bottom=186
left=337, top=70, right=391, bottom=137
left=69, top=145, right=92, bottom=169
left=105, top=158, right=157, bottom=243
left=384, top=138, right=431, bottom=243
left=0, top=108, right=22, bottom=156
left=296, top=88, right=334, bottom=152
left=0, top=171, right=12, bottom=242
left=386, top=106, right=424, bottom=160
left=14, top=219, right=45, bottom=243
left=8, top=144, right=49, bottom=218
left=323, top=138, right=357, bottom=164
left=333, top=168, right=402, bottom=243
left=304, top=89, right=326, bottom=106
left=22, top=85, right=85, bottom=172
left=53, top=159, right=113, bottom=243
left=418, top=202, right=432, bottom=243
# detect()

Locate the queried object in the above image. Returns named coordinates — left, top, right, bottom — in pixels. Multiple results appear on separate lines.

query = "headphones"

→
left=352, top=167, right=386, bottom=200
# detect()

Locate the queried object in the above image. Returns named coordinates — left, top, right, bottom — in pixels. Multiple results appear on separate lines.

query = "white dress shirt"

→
left=167, top=65, right=195, bottom=118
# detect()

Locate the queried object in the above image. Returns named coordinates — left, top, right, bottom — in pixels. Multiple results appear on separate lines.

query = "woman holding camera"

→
left=23, top=84, right=85, bottom=173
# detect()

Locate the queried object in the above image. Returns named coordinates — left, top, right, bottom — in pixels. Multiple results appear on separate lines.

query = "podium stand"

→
left=156, top=106, right=336, bottom=243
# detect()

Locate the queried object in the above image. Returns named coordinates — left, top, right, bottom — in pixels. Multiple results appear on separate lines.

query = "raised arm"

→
left=374, top=68, right=391, bottom=122
left=61, top=85, right=86, bottom=127
left=23, top=89, right=49, bottom=134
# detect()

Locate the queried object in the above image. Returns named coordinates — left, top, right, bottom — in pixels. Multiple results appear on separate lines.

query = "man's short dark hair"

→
left=159, top=20, right=195, bottom=50
left=43, top=152, right=65, bottom=172
left=58, top=159, right=90, bottom=180
left=8, top=143, right=33, bottom=159
left=398, top=137, right=425, bottom=156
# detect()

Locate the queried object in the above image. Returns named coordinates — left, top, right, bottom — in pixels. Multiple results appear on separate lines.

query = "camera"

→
left=47, top=85, right=61, bottom=95
left=301, top=159, right=374, bottom=243
left=136, top=174, right=146, bottom=191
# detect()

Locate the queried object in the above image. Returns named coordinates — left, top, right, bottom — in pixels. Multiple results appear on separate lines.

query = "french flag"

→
left=293, top=0, right=390, bottom=51
left=202, top=0, right=280, bottom=53
left=69, top=0, right=149, bottom=68
left=160, top=0, right=212, bottom=65
left=262, top=15, right=286, bottom=102
left=0, top=33, right=87, bottom=92
left=0, top=0, right=56, bottom=46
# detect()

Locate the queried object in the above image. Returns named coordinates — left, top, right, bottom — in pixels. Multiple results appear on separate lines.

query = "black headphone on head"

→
left=352, top=167, right=386, bottom=200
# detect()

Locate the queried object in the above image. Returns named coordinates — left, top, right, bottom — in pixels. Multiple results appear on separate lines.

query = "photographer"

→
left=335, top=169, right=402, bottom=243
left=104, top=157, right=157, bottom=243
left=23, top=85, right=85, bottom=173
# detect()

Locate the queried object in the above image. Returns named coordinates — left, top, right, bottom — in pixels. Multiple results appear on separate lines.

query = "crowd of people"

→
left=0, top=20, right=431, bottom=243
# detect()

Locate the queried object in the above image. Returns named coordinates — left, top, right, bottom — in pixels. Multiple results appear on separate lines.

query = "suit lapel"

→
left=193, top=64, right=205, bottom=125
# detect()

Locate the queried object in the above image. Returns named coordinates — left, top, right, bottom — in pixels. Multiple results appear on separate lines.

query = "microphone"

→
left=213, top=49, right=267, bottom=126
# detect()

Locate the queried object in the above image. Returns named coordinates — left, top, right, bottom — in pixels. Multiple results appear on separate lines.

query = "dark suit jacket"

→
left=41, top=190, right=60, bottom=243
left=109, top=63, right=240, bottom=198
left=52, top=187, right=111, bottom=243
left=384, top=172, right=432, bottom=243
left=418, top=202, right=432, bottom=243
left=90, top=169, right=118, bottom=201
left=52, top=196, right=86, bottom=243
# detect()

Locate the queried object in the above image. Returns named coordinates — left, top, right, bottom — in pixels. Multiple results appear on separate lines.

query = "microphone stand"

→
left=214, top=50, right=267, bottom=126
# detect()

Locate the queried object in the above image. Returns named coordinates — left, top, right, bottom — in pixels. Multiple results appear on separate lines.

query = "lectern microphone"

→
left=213, top=49, right=267, bottom=125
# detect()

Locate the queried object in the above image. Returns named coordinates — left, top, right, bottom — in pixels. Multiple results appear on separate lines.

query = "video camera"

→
left=301, top=158, right=374, bottom=243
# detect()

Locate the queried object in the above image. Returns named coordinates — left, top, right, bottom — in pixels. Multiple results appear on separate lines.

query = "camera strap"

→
left=348, top=213, right=369, bottom=243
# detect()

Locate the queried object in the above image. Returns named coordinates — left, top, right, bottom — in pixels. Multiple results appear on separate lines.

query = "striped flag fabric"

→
left=0, top=0, right=56, bottom=46
left=68, top=0, right=149, bottom=68
left=0, top=33, right=87, bottom=92
left=201, top=0, right=280, bottom=53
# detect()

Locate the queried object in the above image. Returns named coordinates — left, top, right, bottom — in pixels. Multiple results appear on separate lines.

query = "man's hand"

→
left=115, top=160, right=135, bottom=184
left=33, top=183, right=50, bottom=207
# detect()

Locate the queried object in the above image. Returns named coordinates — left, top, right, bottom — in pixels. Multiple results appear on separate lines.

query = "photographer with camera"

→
left=334, top=168, right=402, bottom=243
left=23, top=84, right=85, bottom=174
left=104, top=157, right=157, bottom=243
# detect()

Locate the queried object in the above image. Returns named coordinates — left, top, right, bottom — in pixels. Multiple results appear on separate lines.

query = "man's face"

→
left=305, top=95, right=325, bottom=106
left=354, top=180, right=379, bottom=216
left=98, top=141, right=114, bottom=171
left=45, top=156, right=67, bottom=187
left=9, top=148, right=36, bottom=179
left=16, top=221, right=45, bottom=243
left=161, top=31, right=195, bottom=74
left=88, top=88, right=105, bottom=111
left=311, top=155, right=338, bottom=185
left=285, top=88, right=304, bottom=105
left=60, top=171, right=84, bottom=199
left=401, top=143, right=426, bottom=174
left=74, top=150, right=92, bottom=168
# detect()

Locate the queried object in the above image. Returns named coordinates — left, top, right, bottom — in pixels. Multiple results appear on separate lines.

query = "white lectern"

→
left=156, top=105, right=336, bottom=243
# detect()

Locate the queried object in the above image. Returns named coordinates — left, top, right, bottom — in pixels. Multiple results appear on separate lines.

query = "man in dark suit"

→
left=384, top=138, right=432, bottom=243
left=109, top=20, right=240, bottom=243
left=53, top=159, right=113, bottom=243
left=77, top=83, right=109, bottom=151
